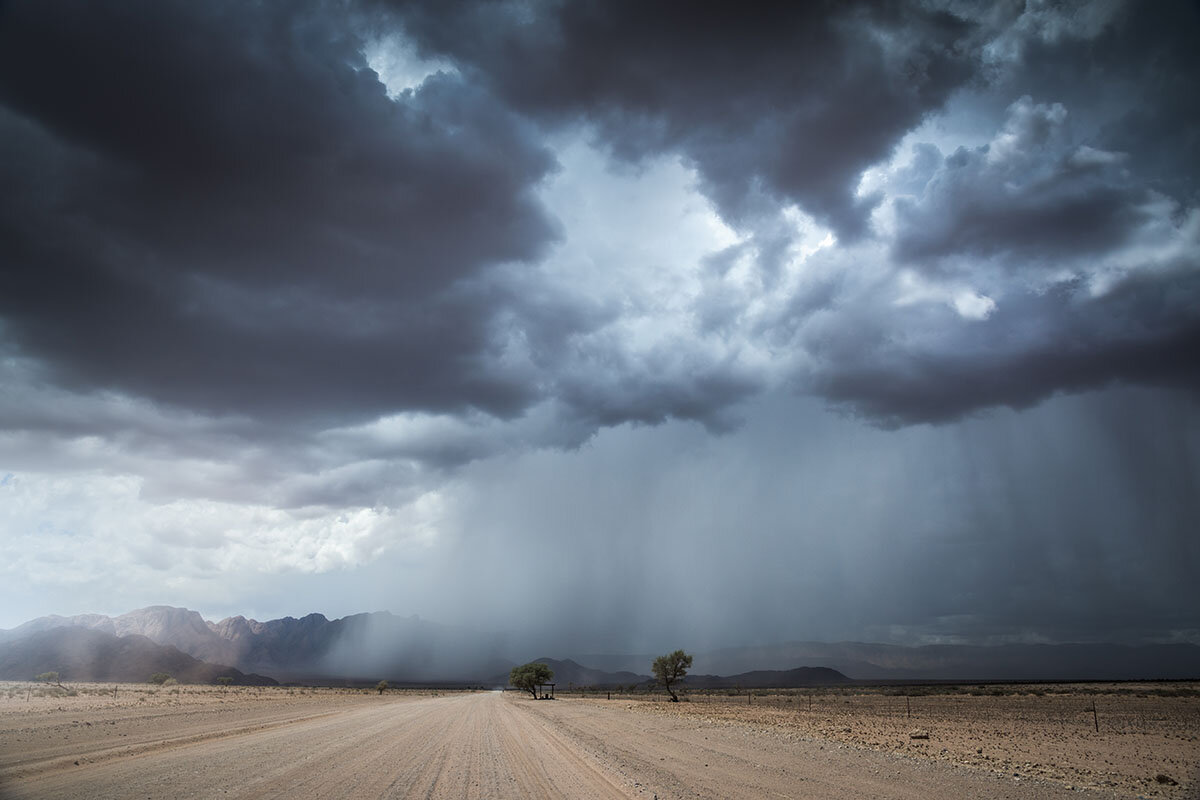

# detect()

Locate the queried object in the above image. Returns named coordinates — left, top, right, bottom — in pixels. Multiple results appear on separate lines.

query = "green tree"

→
left=148, top=672, right=171, bottom=685
left=36, top=671, right=60, bottom=684
left=376, top=680, right=389, bottom=695
left=509, top=662, right=553, bottom=699
left=215, top=676, right=234, bottom=687
left=652, top=650, right=693, bottom=702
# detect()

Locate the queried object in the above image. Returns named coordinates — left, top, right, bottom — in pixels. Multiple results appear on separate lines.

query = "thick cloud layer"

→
left=391, top=0, right=979, bottom=238
left=0, top=0, right=1197, bottom=646
left=0, top=0, right=556, bottom=424
left=3, top=0, right=1197, bottom=438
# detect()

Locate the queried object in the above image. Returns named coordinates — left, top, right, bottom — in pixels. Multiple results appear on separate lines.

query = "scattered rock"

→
left=909, top=730, right=930, bottom=740
left=1155, top=774, right=1178, bottom=786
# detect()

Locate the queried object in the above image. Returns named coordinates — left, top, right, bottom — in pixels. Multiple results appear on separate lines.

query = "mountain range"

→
left=0, top=627, right=276, bottom=685
left=0, top=605, right=511, bottom=683
left=2, top=606, right=1197, bottom=685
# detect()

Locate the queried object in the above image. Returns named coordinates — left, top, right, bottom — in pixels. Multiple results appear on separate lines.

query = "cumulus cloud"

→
left=891, top=97, right=1149, bottom=265
left=390, top=0, right=979, bottom=238
left=804, top=88, right=1200, bottom=423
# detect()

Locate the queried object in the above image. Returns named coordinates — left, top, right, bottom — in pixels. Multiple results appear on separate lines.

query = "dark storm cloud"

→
left=891, top=98, right=1152, bottom=265
left=0, top=0, right=555, bottom=425
left=790, top=2, right=1200, bottom=425
left=800, top=263, right=1200, bottom=427
left=992, top=0, right=1200, bottom=206
left=390, top=0, right=1200, bottom=426
left=1, top=0, right=1196, bottom=653
left=2, top=0, right=1198, bottom=458
left=390, top=0, right=980, bottom=238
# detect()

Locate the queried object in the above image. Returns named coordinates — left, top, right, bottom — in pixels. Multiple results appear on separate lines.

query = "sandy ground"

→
left=598, top=685, right=1199, bottom=799
left=0, top=682, right=1195, bottom=799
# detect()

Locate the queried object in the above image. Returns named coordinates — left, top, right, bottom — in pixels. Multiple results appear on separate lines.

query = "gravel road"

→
left=1, top=691, right=1127, bottom=799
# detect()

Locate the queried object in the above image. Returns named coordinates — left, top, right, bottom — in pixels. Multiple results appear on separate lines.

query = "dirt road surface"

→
left=0, top=691, right=1151, bottom=799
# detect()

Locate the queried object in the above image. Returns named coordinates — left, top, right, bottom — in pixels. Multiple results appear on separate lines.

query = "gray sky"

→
left=1, top=0, right=1197, bottom=650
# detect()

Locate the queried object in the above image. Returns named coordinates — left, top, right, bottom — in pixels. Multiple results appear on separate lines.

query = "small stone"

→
left=1155, top=774, right=1178, bottom=786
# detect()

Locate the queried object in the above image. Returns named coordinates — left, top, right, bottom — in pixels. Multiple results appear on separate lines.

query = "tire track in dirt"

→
left=0, top=708, right=341, bottom=783
left=494, top=695, right=633, bottom=797
left=0, top=692, right=636, bottom=800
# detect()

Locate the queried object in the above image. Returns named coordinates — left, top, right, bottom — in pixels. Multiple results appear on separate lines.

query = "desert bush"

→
left=163, top=677, right=179, bottom=686
left=148, top=672, right=171, bottom=685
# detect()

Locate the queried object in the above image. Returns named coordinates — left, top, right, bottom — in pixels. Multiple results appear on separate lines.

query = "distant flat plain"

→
left=0, top=681, right=1195, bottom=799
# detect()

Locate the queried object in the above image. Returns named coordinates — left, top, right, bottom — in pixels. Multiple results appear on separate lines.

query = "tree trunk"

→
left=667, top=682, right=678, bottom=702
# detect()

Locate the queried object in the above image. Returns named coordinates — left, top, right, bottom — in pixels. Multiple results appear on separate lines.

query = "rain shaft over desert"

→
left=1, top=0, right=1198, bottom=662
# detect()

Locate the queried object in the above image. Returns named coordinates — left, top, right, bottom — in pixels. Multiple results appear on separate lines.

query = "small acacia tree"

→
left=376, top=680, right=389, bottom=695
left=148, top=672, right=171, bottom=685
left=509, top=662, right=553, bottom=699
left=652, top=650, right=693, bottom=702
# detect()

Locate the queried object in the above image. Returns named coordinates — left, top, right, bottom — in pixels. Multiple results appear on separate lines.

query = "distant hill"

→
left=494, top=659, right=849, bottom=690
left=686, top=641, right=1200, bottom=681
left=494, top=658, right=650, bottom=688
left=684, top=666, right=851, bottom=689
left=0, top=627, right=277, bottom=685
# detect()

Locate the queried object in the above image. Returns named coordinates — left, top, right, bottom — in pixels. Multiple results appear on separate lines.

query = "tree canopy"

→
left=509, top=662, right=553, bottom=699
left=652, top=650, right=693, bottom=702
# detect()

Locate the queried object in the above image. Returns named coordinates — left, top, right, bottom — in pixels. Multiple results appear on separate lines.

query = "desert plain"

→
left=0, top=681, right=1196, bottom=799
